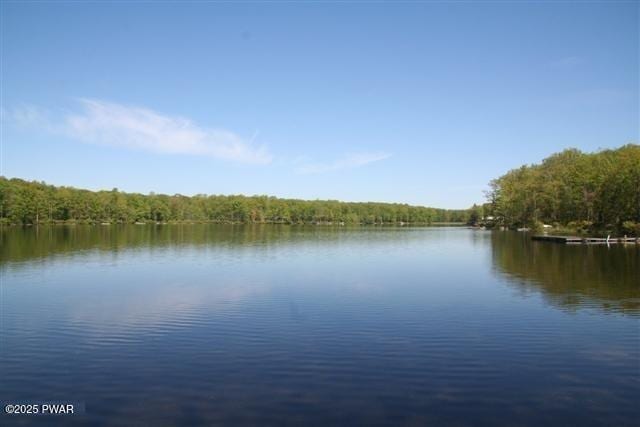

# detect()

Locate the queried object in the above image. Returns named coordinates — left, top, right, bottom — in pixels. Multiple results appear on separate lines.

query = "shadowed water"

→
left=1, top=225, right=638, bottom=426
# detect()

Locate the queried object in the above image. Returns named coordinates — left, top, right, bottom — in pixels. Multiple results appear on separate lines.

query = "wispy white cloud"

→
left=9, top=99, right=273, bottom=165
left=295, top=151, right=391, bottom=174
left=7, top=100, right=393, bottom=172
left=67, top=99, right=272, bottom=164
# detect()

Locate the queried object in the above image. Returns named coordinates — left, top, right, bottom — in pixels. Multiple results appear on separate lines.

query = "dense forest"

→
left=0, top=177, right=470, bottom=225
left=483, top=144, right=640, bottom=235
left=2, top=144, right=638, bottom=233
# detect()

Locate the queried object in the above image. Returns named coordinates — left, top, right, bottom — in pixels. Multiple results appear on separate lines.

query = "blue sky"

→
left=1, top=1, right=638, bottom=209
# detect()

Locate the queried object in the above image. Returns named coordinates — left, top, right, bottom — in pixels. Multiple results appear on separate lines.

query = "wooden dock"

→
left=532, top=235, right=639, bottom=244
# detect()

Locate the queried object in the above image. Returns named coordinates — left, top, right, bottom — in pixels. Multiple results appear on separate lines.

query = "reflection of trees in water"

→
left=0, top=224, right=453, bottom=264
left=491, top=232, right=640, bottom=315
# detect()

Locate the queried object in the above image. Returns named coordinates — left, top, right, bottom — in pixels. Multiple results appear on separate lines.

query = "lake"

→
left=1, top=225, right=638, bottom=426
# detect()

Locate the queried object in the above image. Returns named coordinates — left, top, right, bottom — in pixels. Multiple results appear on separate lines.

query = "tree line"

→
left=0, top=177, right=470, bottom=225
left=2, top=144, right=637, bottom=232
left=483, top=144, right=640, bottom=235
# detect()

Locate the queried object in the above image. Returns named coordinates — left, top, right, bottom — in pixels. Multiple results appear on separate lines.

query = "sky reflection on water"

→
left=1, top=225, right=638, bottom=426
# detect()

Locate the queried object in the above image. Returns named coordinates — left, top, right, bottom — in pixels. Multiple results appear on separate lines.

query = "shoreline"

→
left=0, top=221, right=469, bottom=227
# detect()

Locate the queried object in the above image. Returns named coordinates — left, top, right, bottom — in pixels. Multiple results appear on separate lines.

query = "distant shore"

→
left=0, top=176, right=471, bottom=226
left=1, top=220, right=468, bottom=227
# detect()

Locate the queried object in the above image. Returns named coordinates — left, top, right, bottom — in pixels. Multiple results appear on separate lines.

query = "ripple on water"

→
left=1, top=226, right=638, bottom=426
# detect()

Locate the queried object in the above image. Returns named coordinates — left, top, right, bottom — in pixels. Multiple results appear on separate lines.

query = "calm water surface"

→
left=1, top=225, right=638, bottom=426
